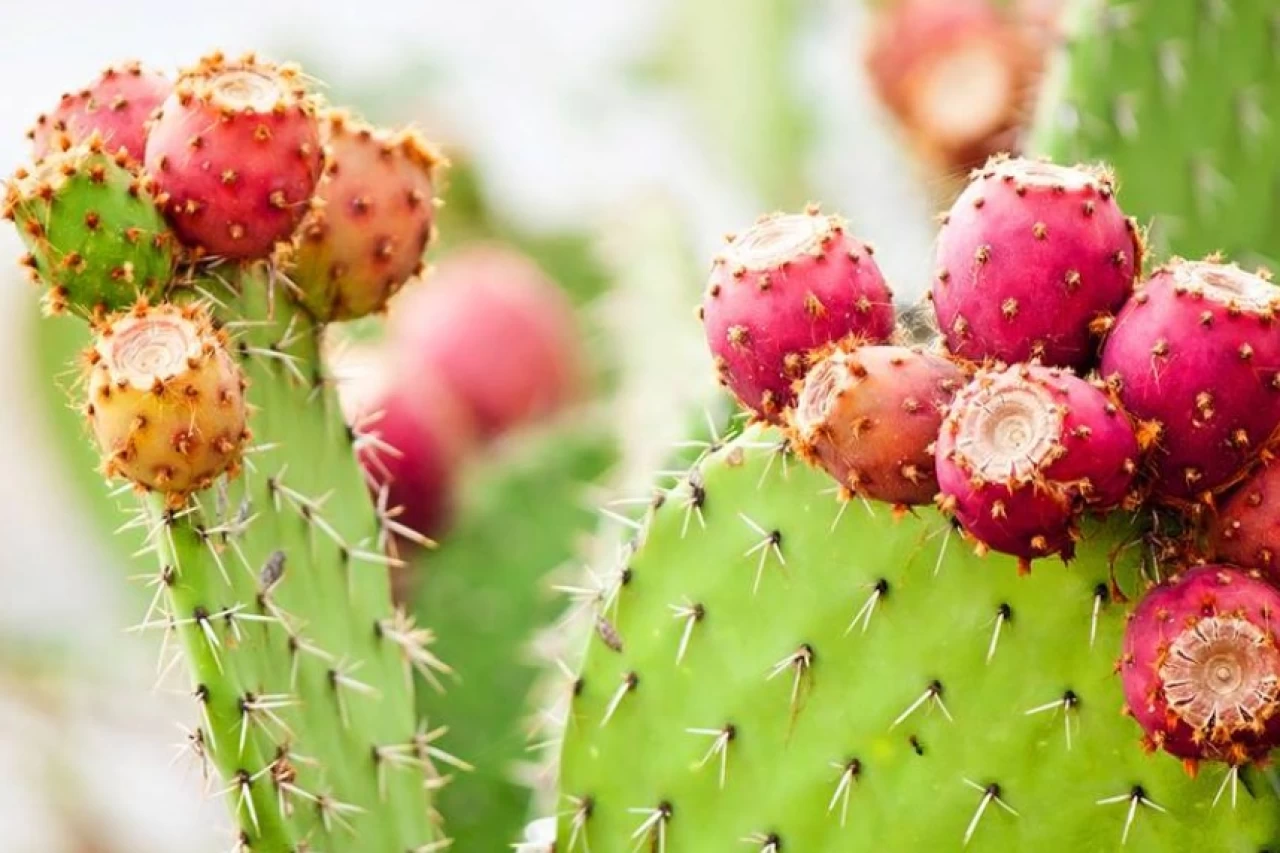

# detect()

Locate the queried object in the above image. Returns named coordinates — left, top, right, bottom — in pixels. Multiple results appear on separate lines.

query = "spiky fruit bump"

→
left=28, top=61, right=171, bottom=163
left=865, top=0, right=1038, bottom=172
left=790, top=343, right=963, bottom=504
left=1121, top=565, right=1280, bottom=765
left=292, top=111, right=442, bottom=321
left=936, top=362, right=1138, bottom=567
left=389, top=246, right=582, bottom=439
left=1209, top=462, right=1280, bottom=576
left=702, top=210, right=895, bottom=421
left=4, top=139, right=175, bottom=313
left=85, top=302, right=248, bottom=504
left=1100, top=258, right=1280, bottom=502
left=145, top=52, right=322, bottom=259
left=932, top=156, right=1140, bottom=369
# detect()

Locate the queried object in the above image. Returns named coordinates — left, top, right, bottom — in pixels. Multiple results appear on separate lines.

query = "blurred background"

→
left=0, top=0, right=1057, bottom=849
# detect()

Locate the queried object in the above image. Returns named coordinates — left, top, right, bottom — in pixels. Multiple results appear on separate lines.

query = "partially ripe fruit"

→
left=388, top=246, right=582, bottom=439
left=85, top=302, right=248, bottom=505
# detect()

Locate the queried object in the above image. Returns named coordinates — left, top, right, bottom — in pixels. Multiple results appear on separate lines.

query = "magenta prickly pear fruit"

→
left=790, top=343, right=963, bottom=505
left=388, top=245, right=582, bottom=439
left=701, top=208, right=895, bottom=422
left=932, top=155, right=1142, bottom=369
left=144, top=52, right=323, bottom=259
left=292, top=110, right=443, bottom=321
left=335, top=344, right=474, bottom=539
left=935, top=362, right=1139, bottom=570
left=84, top=301, right=249, bottom=506
left=1120, top=564, right=1280, bottom=768
left=1209, top=462, right=1280, bottom=576
left=29, top=61, right=171, bottom=164
left=1100, top=258, right=1280, bottom=503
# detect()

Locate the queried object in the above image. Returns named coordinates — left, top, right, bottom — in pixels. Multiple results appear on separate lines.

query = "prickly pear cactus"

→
left=1030, top=0, right=1280, bottom=262
left=554, top=428, right=1280, bottom=849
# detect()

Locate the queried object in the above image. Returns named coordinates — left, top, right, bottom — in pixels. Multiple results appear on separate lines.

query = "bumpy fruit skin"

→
left=935, top=362, right=1138, bottom=567
left=3, top=138, right=175, bottom=313
left=701, top=209, right=895, bottom=422
left=790, top=343, right=963, bottom=504
left=145, top=52, right=323, bottom=259
left=865, top=0, right=1037, bottom=173
left=28, top=61, right=171, bottom=163
left=85, top=302, right=248, bottom=505
left=1209, top=463, right=1280, bottom=576
left=1121, top=565, right=1280, bottom=766
left=292, top=111, right=442, bottom=321
left=335, top=344, right=474, bottom=539
left=932, top=155, right=1141, bottom=369
left=1100, top=258, right=1280, bottom=503
left=389, top=246, right=582, bottom=439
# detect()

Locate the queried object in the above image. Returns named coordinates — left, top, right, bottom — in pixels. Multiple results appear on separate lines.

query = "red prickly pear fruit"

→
left=864, top=0, right=1038, bottom=173
left=388, top=245, right=582, bottom=439
left=935, top=362, right=1139, bottom=569
left=789, top=343, right=963, bottom=505
left=144, top=52, right=323, bottom=259
left=292, top=110, right=444, bottom=321
left=932, top=155, right=1142, bottom=369
left=84, top=301, right=249, bottom=507
left=29, top=61, right=172, bottom=164
left=1100, top=258, right=1280, bottom=503
left=1120, top=564, right=1280, bottom=766
left=1209, top=463, right=1280, bottom=577
left=335, top=344, right=474, bottom=540
left=701, top=209, right=895, bottom=423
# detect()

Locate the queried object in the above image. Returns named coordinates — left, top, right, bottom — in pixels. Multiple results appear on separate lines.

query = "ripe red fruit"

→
left=388, top=246, right=582, bottom=439
left=29, top=61, right=172, bottom=164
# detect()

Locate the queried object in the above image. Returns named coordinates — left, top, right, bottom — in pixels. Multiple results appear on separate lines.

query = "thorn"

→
left=669, top=598, right=705, bottom=664
left=961, top=779, right=1018, bottom=846
left=1096, top=786, right=1167, bottom=845
left=766, top=644, right=814, bottom=715
left=601, top=671, right=638, bottom=727
left=1212, top=765, right=1240, bottom=810
left=828, top=758, right=861, bottom=826
left=740, top=512, right=785, bottom=593
left=1091, top=583, right=1108, bottom=648
left=848, top=578, right=888, bottom=635
left=891, top=680, right=952, bottom=729
left=687, top=724, right=735, bottom=788
left=627, top=802, right=671, bottom=853
left=1024, top=690, right=1079, bottom=750
left=987, top=603, right=1011, bottom=664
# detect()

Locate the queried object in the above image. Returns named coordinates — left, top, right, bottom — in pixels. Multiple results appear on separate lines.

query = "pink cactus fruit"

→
left=144, top=52, right=323, bottom=259
left=388, top=245, right=582, bottom=439
left=1120, top=564, right=1280, bottom=769
left=292, top=110, right=443, bottom=321
left=790, top=343, right=963, bottom=505
left=1100, top=258, right=1280, bottom=503
left=932, top=155, right=1142, bottom=369
left=935, top=362, right=1139, bottom=571
left=29, top=61, right=172, bottom=164
left=701, top=209, right=895, bottom=423
left=864, top=0, right=1039, bottom=173
left=334, top=343, right=474, bottom=541
left=1209, top=462, right=1280, bottom=578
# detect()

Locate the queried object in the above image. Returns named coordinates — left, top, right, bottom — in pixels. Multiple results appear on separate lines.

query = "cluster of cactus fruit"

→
left=553, top=153, right=1280, bottom=849
left=5, top=52, right=467, bottom=852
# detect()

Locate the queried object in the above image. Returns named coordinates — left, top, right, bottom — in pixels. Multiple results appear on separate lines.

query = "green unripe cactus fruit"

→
left=3, top=138, right=175, bottom=314
left=555, top=427, right=1280, bottom=850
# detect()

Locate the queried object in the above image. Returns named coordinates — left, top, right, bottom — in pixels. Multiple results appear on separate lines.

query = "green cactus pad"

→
left=555, top=427, right=1280, bottom=850
left=4, top=141, right=174, bottom=313
left=125, top=266, right=448, bottom=852
left=1030, top=0, right=1280, bottom=264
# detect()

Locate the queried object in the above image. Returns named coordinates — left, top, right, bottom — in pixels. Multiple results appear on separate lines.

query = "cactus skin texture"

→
left=292, top=111, right=442, bottom=321
left=28, top=61, right=172, bottom=163
left=3, top=139, right=175, bottom=314
left=389, top=245, right=583, bottom=439
left=935, top=362, right=1138, bottom=569
left=932, top=156, right=1141, bottom=370
left=789, top=343, right=963, bottom=505
left=1100, top=259, right=1280, bottom=503
left=554, top=426, right=1280, bottom=850
left=700, top=210, right=895, bottom=423
left=1120, top=565, right=1280, bottom=766
left=1029, top=0, right=1280, bottom=265
left=145, top=53, right=323, bottom=259
left=85, top=301, right=248, bottom=503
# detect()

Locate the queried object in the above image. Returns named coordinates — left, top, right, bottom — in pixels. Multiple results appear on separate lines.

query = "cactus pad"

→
left=555, top=426, right=1280, bottom=850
